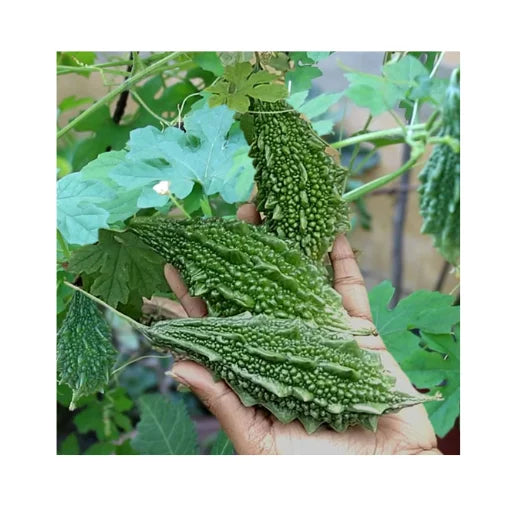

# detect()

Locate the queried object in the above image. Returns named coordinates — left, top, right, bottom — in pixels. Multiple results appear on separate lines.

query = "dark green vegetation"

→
left=418, top=69, right=460, bottom=266
left=249, top=99, right=350, bottom=261
left=129, top=215, right=351, bottom=330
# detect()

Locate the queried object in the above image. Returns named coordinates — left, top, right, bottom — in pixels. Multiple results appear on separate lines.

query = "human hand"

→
left=165, top=204, right=441, bottom=455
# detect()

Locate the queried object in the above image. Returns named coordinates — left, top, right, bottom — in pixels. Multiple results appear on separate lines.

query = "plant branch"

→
left=342, top=153, right=421, bottom=202
left=57, top=52, right=182, bottom=140
left=130, top=89, right=172, bottom=127
left=331, top=123, right=427, bottom=149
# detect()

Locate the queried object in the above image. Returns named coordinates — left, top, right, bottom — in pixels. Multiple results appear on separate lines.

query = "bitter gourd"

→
left=418, top=68, right=460, bottom=266
left=146, top=313, right=433, bottom=433
left=248, top=99, right=350, bottom=262
left=64, top=284, right=436, bottom=433
left=129, top=216, right=351, bottom=330
left=57, top=291, right=118, bottom=410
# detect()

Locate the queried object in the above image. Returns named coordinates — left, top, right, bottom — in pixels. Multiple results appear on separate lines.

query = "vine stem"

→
left=167, top=190, right=192, bottom=219
left=64, top=282, right=148, bottom=336
left=57, top=51, right=183, bottom=140
left=111, top=354, right=173, bottom=376
left=331, top=123, right=427, bottom=149
left=342, top=154, right=420, bottom=202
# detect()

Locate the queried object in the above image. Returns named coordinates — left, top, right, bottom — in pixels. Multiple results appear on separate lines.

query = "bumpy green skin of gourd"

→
left=129, top=216, right=350, bottom=330
left=249, top=99, right=350, bottom=262
left=144, top=313, right=431, bottom=433
left=418, top=69, right=460, bottom=266
left=57, top=291, right=118, bottom=409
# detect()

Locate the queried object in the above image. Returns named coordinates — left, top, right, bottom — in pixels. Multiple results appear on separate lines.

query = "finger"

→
left=329, top=234, right=373, bottom=322
left=164, top=264, right=207, bottom=318
left=237, top=203, right=262, bottom=225
left=169, top=360, right=263, bottom=446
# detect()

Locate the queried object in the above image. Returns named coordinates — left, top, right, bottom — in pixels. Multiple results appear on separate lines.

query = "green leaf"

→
left=58, top=96, right=94, bottom=113
left=84, top=442, right=115, bottom=455
left=73, top=387, right=133, bottom=441
left=192, top=52, right=224, bottom=76
left=383, top=55, right=429, bottom=88
left=69, top=75, right=204, bottom=170
left=287, top=92, right=343, bottom=136
left=210, top=430, right=234, bottom=455
left=57, top=173, right=115, bottom=245
left=298, top=92, right=343, bottom=119
left=58, top=433, right=80, bottom=455
left=307, top=52, right=331, bottom=62
left=369, top=281, right=460, bottom=437
left=57, top=291, right=118, bottom=409
left=402, top=331, right=460, bottom=437
left=69, top=229, right=169, bottom=312
left=370, top=281, right=459, bottom=343
left=344, top=73, right=403, bottom=116
left=132, top=394, right=199, bottom=455
left=110, top=104, right=255, bottom=204
left=218, top=52, right=254, bottom=66
left=285, top=65, right=322, bottom=94
left=206, top=63, right=287, bottom=113
left=80, top=150, right=127, bottom=184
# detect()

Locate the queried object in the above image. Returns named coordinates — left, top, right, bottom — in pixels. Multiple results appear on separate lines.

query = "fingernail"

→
left=166, top=368, right=189, bottom=387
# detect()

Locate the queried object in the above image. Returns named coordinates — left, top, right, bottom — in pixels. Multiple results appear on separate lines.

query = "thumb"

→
left=169, top=360, right=259, bottom=443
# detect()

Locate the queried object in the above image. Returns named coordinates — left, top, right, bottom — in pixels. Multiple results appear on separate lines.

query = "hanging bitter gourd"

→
left=57, top=291, right=118, bottom=410
left=418, top=68, right=460, bottom=266
left=248, top=99, right=350, bottom=262
left=129, top=215, right=352, bottom=330
left=64, top=284, right=436, bottom=433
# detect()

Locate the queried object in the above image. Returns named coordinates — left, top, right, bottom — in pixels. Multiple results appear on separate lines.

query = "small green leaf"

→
left=58, top=433, right=80, bottom=455
left=249, top=83, right=288, bottom=101
left=210, top=430, right=234, bottom=455
left=192, top=52, right=224, bottom=76
left=383, top=55, right=429, bottom=88
left=57, top=291, right=118, bottom=409
left=344, top=73, right=402, bottom=116
left=58, top=96, right=94, bottom=113
left=132, top=394, right=199, bottom=455
left=206, top=63, right=287, bottom=113
left=285, top=65, right=322, bottom=94
left=84, top=442, right=115, bottom=455
left=306, top=52, right=331, bottom=62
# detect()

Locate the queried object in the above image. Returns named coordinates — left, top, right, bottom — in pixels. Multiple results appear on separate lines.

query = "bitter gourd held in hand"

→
left=63, top=284, right=437, bottom=433
left=249, top=99, right=350, bottom=262
left=148, top=313, right=435, bottom=433
left=129, top=216, right=351, bottom=330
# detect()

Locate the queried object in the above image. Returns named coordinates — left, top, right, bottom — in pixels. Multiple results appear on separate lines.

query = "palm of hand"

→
left=165, top=204, right=439, bottom=455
